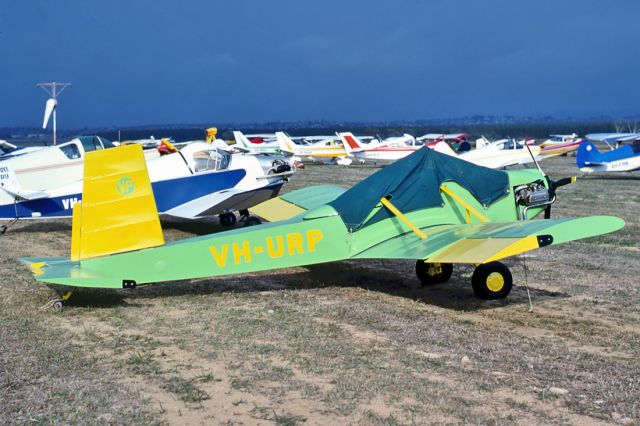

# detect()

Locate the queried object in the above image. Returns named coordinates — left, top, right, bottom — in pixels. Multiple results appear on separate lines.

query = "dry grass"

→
left=0, top=156, right=638, bottom=425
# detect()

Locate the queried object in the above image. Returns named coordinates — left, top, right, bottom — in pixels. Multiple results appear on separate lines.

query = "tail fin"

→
left=276, top=132, right=297, bottom=153
left=338, top=132, right=364, bottom=153
left=233, top=131, right=252, bottom=149
left=431, top=141, right=457, bottom=157
left=576, top=141, right=601, bottom=168
left=70, top=144, right=164, bottom=260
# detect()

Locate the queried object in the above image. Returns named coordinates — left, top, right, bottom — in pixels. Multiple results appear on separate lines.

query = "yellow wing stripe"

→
left=427, top=235, right=540, bottom=264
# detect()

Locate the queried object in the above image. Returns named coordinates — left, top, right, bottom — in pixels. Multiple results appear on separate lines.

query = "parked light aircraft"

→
left=418, top=133, right=471, bottom=152
left=0, top=143, right=294, bottom=232
left=577, top=134, right=640, bottom=172
left=435, top=138, right=542, bottom=169
left=21, top=144, right=623, bottom=309
left=538, top=134, right=583, bottom=158
left=233, top=131, right=281, bottom=154
left=0, top=136, right=123, bottom=191
left=339, top=132, right=423, bottom=162
left=276, top=132, right=351, bottom=165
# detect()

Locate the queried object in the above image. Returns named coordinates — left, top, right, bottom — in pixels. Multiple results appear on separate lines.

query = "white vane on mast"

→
left=37, top=81, right=71, bottom=146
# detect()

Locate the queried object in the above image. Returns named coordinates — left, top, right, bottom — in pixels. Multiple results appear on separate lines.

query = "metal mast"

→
left=37, top=81, right=71, bottom=145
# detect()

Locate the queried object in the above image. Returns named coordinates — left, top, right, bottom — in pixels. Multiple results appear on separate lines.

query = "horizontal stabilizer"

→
left=250, top=184, right=346, bottom=221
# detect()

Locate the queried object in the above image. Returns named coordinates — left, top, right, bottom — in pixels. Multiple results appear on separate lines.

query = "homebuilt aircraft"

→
left=0, top=142, right=294, bottom=232
left=434, top=138, right=542, bottom=169
left=339, top=132, right=422, bottom=163
left=21, top=144, right=623, bottom=308
left=577, top=133, right=640, bottom=172
left=276, top=132, right=351, bottom=165
left=538, top=134, right=583, bottom=158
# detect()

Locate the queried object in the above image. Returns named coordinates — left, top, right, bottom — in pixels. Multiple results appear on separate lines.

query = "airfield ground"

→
left=1, top=156, right=638, bottom=425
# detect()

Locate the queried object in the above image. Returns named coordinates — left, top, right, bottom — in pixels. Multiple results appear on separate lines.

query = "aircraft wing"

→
left=249, top=184, right=346, bottom=222
left=353, top=216, right=624, bottom=264
left=0, top=184, right=49, bottom=201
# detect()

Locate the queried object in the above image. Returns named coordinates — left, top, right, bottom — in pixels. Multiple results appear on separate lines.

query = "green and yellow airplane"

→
left=21, top=144, right=623, bottom=308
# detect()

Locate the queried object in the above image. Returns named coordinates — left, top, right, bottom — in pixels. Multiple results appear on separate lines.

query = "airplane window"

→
left=59, top=143, right=81, bottom=159
left=192, top=149, right=231, bottom=172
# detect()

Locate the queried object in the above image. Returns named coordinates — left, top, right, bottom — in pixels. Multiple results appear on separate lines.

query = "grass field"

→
left=1, top=156, right=638, bottom=425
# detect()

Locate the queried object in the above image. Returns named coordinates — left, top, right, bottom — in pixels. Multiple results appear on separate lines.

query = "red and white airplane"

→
left=338, top=132, right=423, bottom=163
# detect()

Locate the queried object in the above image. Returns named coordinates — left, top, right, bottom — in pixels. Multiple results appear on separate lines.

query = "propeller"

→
left=42, top=98, right=57, bottom=129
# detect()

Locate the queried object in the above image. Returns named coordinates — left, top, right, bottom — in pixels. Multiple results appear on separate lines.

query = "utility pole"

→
left=37, top=81, right=71, bottom=145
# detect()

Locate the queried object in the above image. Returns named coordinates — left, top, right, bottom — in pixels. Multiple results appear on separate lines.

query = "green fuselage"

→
left=31, top=169, right=549, bottom=289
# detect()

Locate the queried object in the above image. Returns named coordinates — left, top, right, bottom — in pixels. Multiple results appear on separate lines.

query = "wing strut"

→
left=380, top=197, right=426, bottom=239
left=439, top=185, right=489, bottom=223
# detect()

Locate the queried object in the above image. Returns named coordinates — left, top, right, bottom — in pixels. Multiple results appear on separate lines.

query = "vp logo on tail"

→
left=116, top=177, right=135, bottom=195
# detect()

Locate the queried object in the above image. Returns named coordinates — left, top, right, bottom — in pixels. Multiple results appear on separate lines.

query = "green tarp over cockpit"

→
left=329, top=147, right=510, bottom=230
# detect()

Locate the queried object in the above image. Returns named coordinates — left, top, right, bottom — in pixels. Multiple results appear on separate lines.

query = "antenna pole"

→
left=37, top=81, right=71, bottom=145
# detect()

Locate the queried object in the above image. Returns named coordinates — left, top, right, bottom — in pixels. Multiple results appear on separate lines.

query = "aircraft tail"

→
left=233, top=131, right=253, bottom=149
left=70, top=144, right=165, bottom=261
left=431, top=141, right=457, bottom=157
left=276, top=132, right=297, bottom=153
left=338, top=132, right=364, bottom=154
left=576, top=140, right=602, bottom=168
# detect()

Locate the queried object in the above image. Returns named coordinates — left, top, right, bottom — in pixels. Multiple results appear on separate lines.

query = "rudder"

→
left=71, top=144, right=164, bottom=260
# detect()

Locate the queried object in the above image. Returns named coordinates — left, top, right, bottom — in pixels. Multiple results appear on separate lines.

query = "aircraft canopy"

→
left=329, top=147, right=510, bottom=230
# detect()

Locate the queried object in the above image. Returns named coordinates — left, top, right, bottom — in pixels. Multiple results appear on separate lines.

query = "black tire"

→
left=219, top=213, right=236, bottom=226
left=415, top=261, right=453, bottom=286
left=471, top=261, right=513, bottom=299
left=244, top=216, right=262, bottom=227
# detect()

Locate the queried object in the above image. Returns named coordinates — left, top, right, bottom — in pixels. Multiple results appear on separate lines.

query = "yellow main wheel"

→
left=471, top=261, right=513, bottom=299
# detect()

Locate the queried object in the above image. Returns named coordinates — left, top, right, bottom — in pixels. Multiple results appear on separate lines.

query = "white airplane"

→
left=0, top=142, right=295, bottom=232
left=276, top=132, right=352, bottom=165
left=538, top=134, right=584, bottom=158
left=0, top=140, right=43, bottom=158
left=233, top=131, right=281, bottom=154
left=417, top=133, right=471, bottom=151
left=338, top=132, right=423, bottom=162
left=434, top=138, right=542, bottom=169
left=0, top=136, right=118, bottom=191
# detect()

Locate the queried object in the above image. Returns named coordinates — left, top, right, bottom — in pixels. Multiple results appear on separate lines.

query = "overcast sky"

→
left=1, top=0, right=638, bottom=128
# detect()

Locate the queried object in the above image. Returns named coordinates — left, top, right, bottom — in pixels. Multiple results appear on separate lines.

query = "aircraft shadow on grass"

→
left=49, top=259, right=568, bottom=312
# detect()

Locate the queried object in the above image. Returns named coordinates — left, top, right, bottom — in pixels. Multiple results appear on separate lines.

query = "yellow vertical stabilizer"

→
left=72, top=144, right=165, bottom=260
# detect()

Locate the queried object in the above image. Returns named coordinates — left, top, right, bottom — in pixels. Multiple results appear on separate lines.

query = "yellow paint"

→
left=232, top=241, right=252, bottom=264
left=486, top=272, right=505, bottom=292
left=483, top=235, right=539, bottom=263
left=379, top=197, right=427, bottom=239
left=208, top=229, right=324, bottom=267
left=439, top=185, right=489, bottom=223
left=307, top=229, right=323, bottom=252
left=62, top=291, right=73, bottom=301
left=210, top=245, right=228, bottom=268
left=70, top=202, right=82, bottom=261
left=287, top=233, right=304, bottom=255
left=249, top=197, right=307, bottom=222
left=30, top=262, right=46, bottom=276
left=266, top=236, right=285, bottom=258
left=73, top=145, right=164, bottom=260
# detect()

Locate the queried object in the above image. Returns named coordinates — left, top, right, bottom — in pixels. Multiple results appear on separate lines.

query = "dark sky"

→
left=1, top=0, right=639, bottom=128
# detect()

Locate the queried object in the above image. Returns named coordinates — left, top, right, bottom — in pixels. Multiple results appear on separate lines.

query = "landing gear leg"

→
left=51, top=291, right=73, bottom=311
left=415, top=260, right=453, bottom=286
left=1, top=218, right=19, bottom=235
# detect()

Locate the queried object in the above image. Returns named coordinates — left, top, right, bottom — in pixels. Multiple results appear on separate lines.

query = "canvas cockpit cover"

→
left=329, top=148, right=510, bottom=230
